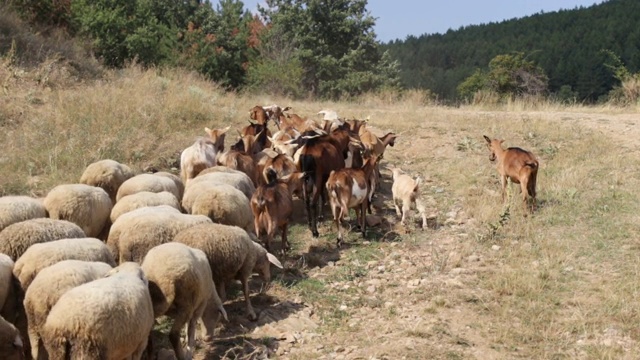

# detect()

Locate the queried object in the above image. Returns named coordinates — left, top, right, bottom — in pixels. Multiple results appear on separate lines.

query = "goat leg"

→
left=281, top=223, right=290, bottom=257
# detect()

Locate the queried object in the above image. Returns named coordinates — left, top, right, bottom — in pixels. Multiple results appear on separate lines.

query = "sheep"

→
left=24, top=260, right=113, bottom=360
left=180, top=137, right=218, bottom=186
left=188, top=170, right=256, bottom=201
left=326, top=154, right=380, bottom=247
left=0, top=218, right=86, bottom=261
left=173, top=223, right=283, bottom=321
left=0, top=314, right=23, bottom=360
left=189, top=184, right=254, bottom=233
left=483, top=135, right=539, bottom=213
left=0, top=196, right=47, bottom=233
left=79, top=159, right=136, bottom=203
left=153, top=171, right=185, bottom=201
left=390, top=166, right=427, bottom=230
left=43, top=184, right=112, bottom=239
left=106, top=205, right=182, bottom=262
left=113, top=210, right=212, bottom=264
left=110, top=191, right=181, bottom=223
left=116, top=173, right=182, bottom=203
left=141, top=243, right=228, bottom=360
left=13, top=237, right=116, bottom=291
left=41, top=262, right=154, bottom=360
left=0, top=254, right=15, bottom=322
left=252, top=169, right=306, bottom=255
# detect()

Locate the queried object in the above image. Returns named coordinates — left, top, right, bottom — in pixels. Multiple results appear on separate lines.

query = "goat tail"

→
left=265, top=166, right=278, bottom=185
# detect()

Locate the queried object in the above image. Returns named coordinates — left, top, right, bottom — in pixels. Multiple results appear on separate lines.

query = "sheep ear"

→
left=483, top=135, right=491, bottom=144
left=267, top=253, right=283, bottom=269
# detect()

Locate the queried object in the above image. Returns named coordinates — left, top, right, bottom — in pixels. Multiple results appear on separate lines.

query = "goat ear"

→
left=499, top=139, right=505, bottom=144
left=205, top=127, right=212, bottom=134
left=483, top=135, right=491, bottom=144
left=283, top=106, right=292, bottom=112
left=219, top=126, right=230, bottom=135
left=267, top=252, right=283, bottom=269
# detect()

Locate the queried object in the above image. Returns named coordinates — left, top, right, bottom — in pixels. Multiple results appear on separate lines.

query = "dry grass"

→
left=3, top=59, right=640, bottom=359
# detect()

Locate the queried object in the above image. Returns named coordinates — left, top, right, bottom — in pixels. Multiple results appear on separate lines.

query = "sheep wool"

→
left=110, top=191, right=181, bottom=223
left=141, top=243, right=227, bottom=360
left=13, top=237, right=116, bottom=291
left=190, top=169, right=256, bottom=199
left=190, top=184, right=254, bottom=233
left=43, top=184, right=113, bottom=238
left=0, top=196, right=47, bottom=233
left=106, top=205, right=182, bottom=263
left=0, top=218, right=86, bottom=261
left=115, top=210, right=212, bottom=264
left=24, top=260, right=113, bottom=360
left=116, top=173, right=182, bottom=203
left=0, top=254, right=14, bottom=314
left=79, top=159, right=136, bottom=203
left=42, top=262, right=154, bottom=360
left=174, top=223, right=282, bottom=321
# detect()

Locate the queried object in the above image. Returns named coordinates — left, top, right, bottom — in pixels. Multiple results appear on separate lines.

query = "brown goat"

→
left=483, top=135, right=539, bottom=213
left=326, top=154, right=379, bottom=248
left=251, top=168, right=306, bottom=255
left=298, top=134, right=346, bottom=237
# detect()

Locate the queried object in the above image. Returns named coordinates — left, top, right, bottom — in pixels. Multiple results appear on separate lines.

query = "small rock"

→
left=339, top=304, right=348, bottom=311
left=467, top=255, right=480, bottom=262
left=367, top=285, right=377, bottom=293
left=335, top=346, right=346, bottom=353
left=491, top=245, right=501, bottom=251
left=328, top=261, right=335, bottom=267
left=377, top=266, right=386, bottom=273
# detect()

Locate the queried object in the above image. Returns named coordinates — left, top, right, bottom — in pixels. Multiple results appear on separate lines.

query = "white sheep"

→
left=174, top=223, right=283, bottom=321
left=0, top=254, right=14, bottom=316
left=189, top=183, right=254, bottom=233
left=191, top=168, right=256, bottom=199
left=153, top=171, right=185, bottom=201
left=110, top=191, right=181, bottom=223
left=391, top=167, right=427, bottom=230
left=180, top=137, right=218, bottom=186
left=141, top=243, right=228, bottom=360
left=0, top=218, right=86, bottom=261
left=0, top=196, right=47, bottom=233
left=116, top=173, right=182, bottom=203
left=112, top=210, right=212, bottom=264
left=13, top=237, right=116, bottom=290
left=79, top=159, right=136, bottom=203
left=24, top=260, right=113, bottom=360
left=0, top=314, right=23, bottom=360
left=106, top=205, right=182, bottom=262
left=42, top=262, right=154, bottom=360
left=43, top=184, right=112, bottom=238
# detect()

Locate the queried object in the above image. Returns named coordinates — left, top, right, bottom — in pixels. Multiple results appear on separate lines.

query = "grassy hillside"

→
left=3, top=8, right=640, bottom=359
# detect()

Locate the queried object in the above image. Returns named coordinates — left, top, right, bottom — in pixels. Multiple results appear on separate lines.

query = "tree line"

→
left=383, top=0, right=640, bottom=103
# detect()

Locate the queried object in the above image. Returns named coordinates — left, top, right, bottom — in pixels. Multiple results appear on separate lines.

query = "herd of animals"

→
left=0, top=104, right=539, bottom=359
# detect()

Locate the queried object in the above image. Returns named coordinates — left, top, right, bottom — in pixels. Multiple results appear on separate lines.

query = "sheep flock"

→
left=0, top=104, right=434, bottom=360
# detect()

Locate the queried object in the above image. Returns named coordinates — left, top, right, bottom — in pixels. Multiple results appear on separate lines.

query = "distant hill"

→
left=383, top=0, right=640, bottom=103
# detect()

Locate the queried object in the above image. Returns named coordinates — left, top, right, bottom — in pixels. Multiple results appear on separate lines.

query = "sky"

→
left=238, top=0, right=606, bottom=42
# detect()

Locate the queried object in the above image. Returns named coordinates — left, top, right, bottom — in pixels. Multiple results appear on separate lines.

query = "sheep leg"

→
left=185, top=306, right=204, bottom=360
left=241, top=277, right=257, bottom=321
left=170, top=311, right=191, bottom=360
left=130, top=337, right=151, bottom=360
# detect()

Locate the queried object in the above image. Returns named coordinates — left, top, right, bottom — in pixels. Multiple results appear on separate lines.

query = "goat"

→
left=251, top=168, right=306, bottom=255
left=218, top=132, right=264, bottom=186
left=180, top=126, right=230, bottom=185
left=297, top=134, right=346, bottom=237
left=257, top=153, right=298, bottom=188
left=390, top=166, right=427, bottom=230
left=483, top=135, right=539, bottom=213
left=326, top=154, right=379, bottom=248
left=274, top=108, right=320, bottom=133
